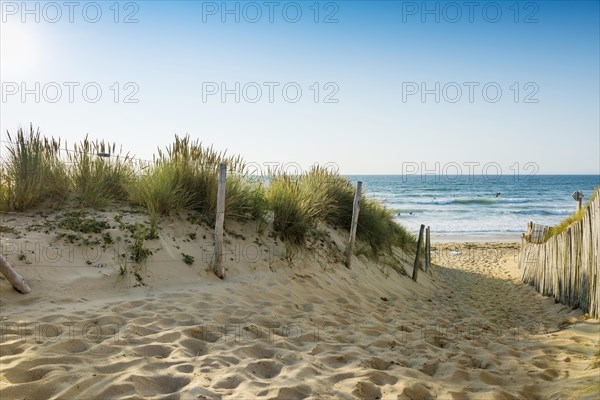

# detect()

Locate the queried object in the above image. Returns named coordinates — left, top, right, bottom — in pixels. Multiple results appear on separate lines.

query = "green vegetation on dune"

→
left=57, top=211, right=109, bottom=233
left=266, top=167, right=417, bottom=253
left=544, top=187, right=599, bottom=241
left=0, top=125, right=68, bottom=211
left=129, top=135, right=267, bottom=223
left=0, top=126, right=416, bottom=257
left=358, top=199, right=417, bottom=255
left=69, top=137, right=135, bottom=208
left=129, top=161, right=192, bottom=216
left=302, top=166, right=356, bottom=228
left=267, top=173, right=327, bottom=245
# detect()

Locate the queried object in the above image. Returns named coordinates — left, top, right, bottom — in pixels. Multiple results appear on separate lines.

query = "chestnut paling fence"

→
left=518, top=189, right=599, bottom=318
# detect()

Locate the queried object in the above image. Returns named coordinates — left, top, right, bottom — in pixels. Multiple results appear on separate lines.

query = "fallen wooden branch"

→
left=0, top=255, right=31, bottom=294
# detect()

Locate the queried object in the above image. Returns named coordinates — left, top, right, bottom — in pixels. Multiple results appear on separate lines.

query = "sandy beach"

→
left=2, top=0, right=599, bottom=397
left=1, top=209, right=598, bottom=400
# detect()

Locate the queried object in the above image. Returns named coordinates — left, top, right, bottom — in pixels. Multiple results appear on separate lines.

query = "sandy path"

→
left=1, top=239, right=598, bottom=399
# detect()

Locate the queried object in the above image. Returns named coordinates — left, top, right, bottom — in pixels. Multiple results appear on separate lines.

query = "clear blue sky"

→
left=1, top=0, right=599, bottom=174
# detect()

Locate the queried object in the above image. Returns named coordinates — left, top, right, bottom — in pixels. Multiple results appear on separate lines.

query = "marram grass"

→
left=137, top=135, right=268, bottom=222
left=266, top=166, right=417, bottom=254
left=1, top=127, right=416, bottom=256
left=544, top=187, right=599, bottom=241
left=69, top=136, right=135, bottom=208
left=0, top=125, right=68, bottom=211
left=129, top=160, right=193, bottom=215
left=267, top=172, right=330, bottom=245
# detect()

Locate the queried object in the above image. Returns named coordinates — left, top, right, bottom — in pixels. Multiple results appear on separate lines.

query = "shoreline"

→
left=431, top=233, right=522, bottom=243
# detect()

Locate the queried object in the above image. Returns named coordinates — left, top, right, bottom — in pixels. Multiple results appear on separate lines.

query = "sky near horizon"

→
left=0, top=0, right=599, bottom=175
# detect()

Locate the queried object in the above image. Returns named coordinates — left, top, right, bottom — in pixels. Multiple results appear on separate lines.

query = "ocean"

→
left=346, top=175, right=600, bottom=242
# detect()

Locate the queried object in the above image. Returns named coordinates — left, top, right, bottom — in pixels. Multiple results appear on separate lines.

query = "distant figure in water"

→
left=496, top=192, right=501, bottom=198
left=409, top=212, right=414, bottom=215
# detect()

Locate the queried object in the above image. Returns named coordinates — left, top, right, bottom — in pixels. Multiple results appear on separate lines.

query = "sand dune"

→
left=1, top=210, right=599, bottom=399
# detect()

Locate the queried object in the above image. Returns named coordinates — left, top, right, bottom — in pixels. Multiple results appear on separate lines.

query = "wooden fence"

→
left=518, top=190, right=599, bottom=318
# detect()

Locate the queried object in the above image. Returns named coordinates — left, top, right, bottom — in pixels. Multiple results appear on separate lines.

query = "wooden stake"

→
left=0, top=255, right=31, bottom=294
left=412, top=224, right=425, bottom=282
left=425, top=226, right=431, bottom=272
left=345, top=181, right=362, bottom=268
left=213, top=163, right=227, bottom=279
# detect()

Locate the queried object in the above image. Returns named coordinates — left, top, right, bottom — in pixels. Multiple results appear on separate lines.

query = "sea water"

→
left=347, top=175, right=600, bottom=242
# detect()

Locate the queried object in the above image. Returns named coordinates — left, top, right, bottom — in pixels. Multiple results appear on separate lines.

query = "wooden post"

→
left=213, top=163, right=227, bottom=279
left=573, top=191, right=583, bottom=213
left=412, top=224, right=425, bottom=282
left=425, top=226, right=431, bottom=272
left=0, top=255, right=31, bottom=294
left=345, top=181, right=362, bottom=268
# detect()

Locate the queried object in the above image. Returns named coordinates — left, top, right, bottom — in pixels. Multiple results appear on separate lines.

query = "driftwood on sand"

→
left=0, top=255, right=31, bottom=294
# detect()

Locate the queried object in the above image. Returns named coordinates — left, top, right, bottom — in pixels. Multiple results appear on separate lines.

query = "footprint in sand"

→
left=367, top=370, right=398, bottom=386
left=179, top=338, right=208, bottom=357
left=399, top=382, right=436, bottom=400
left=270, top=384, right=313, bottom=400
left=174, top=363, right=194, bottom=373
left=133, top=344, right=173, bottom=358
left=127, top=374, right=190, bottom=397
left=353, top=380, right=382, bottom=399
left=3, top=366, right=54, bottom=384
left=212, top=374, right=244, bottom=389
left=246, top=359, right=283, bottom=379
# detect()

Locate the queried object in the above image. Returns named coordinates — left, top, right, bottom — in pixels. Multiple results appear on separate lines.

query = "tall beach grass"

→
left=130, top=135, right=267, bottom=222
left=267, top=172, right=329, bottom=245
left=69, top=137, right=135, bottom=208
left=1, top=127, right=416, bottom=256
left=0, top=125, right=68, bottom=211
left=266, top=166, right=416, bottom=254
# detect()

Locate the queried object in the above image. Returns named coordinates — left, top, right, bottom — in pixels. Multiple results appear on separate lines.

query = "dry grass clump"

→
left=69, top=137, right=135, bottom=208
left=0, top=125, right=68, bottom=211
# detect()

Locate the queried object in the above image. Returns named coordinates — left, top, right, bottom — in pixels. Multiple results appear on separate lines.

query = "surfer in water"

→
left=496, top=192, right=501, bottom=198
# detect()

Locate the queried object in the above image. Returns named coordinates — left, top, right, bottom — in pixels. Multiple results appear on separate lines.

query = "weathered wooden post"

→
left=345, top=181, right=362, bottom=268
left=213, top=163, right=227, bottom=279
left=0, top=255, right=31, bottom=294
left=572, top=190, right=584, bottom=212
left=412, top=224, right=425, bottom=282
left=425, top=226, right=431, bottom=272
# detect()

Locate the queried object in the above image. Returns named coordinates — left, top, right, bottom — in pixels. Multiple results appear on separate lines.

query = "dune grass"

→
left=0, top=125, right=68, bottom=211
left=130, top=135, right=268, bottom=223
left=301, top=166, right=355, bottom=228
left=545, top=187, right=599, bottom=241
left=266, top=166, right=416, bottom=254
left=267, top=173, right=330, bottom=245
left=1, top=127, right=416, bottom=257
left=69, top=137, right=135, bottom=208
left=307, top=166, right=417, bottom=253
left=129, top=160, right=192, bottom=216
left=358, top=199, right=417, bottom=255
